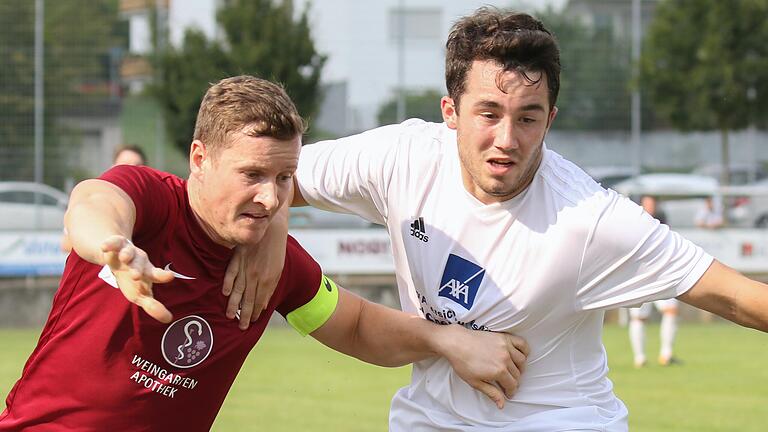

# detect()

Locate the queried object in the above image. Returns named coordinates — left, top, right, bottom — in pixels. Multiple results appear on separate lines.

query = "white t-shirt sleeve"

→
left=575, top=190, right=713, bottom=310
left=296, top=123, right=412, bottom=225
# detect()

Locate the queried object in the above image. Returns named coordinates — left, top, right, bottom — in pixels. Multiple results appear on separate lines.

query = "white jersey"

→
left=296, top=120, right=712, bottom=431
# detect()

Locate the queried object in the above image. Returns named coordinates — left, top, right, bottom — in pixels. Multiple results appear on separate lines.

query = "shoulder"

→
left=100, top=165, right=182, bottom=197
left=536, top=148, right=608, bottom=209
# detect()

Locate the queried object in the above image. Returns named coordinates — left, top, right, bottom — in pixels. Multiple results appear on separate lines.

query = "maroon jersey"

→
left=0, top=166, right=321, bottom=431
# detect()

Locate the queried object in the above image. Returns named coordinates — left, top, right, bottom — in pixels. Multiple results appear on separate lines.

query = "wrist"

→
left=427, top=323, right=462, bottom=359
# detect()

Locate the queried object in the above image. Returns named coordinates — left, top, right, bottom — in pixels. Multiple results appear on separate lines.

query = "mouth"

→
left=487, top=158, right=516, bottom=174
left=239, top=212, right=270, bottom=223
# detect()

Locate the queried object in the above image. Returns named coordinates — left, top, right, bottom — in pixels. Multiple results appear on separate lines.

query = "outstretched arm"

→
left=65, top=179, right=174, bottom=322
left=678, top=260, right=768, bottom=331
left=311, top=285, right=529, bottom=409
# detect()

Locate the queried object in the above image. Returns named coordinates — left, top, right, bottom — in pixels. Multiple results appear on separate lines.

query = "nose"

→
left=253, top=180, right=279, bottom=212
left=494, top=119, right=519, bottom=151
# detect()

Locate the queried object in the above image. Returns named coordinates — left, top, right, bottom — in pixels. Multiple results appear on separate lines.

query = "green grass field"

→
left=1, top=323, right=766, bottom=431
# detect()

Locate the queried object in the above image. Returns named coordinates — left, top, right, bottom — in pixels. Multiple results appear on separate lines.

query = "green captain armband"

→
left=286, top=275, right=339, bottom=336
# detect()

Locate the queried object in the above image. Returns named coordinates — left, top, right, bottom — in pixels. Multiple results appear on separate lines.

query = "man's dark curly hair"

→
left=445, top=7, right=561, bottom=111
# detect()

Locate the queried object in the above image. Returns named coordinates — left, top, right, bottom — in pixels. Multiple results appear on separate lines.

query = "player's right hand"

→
left=440, top=326, right=529, bottom=409
left=101, top=235, right=175, bottom=323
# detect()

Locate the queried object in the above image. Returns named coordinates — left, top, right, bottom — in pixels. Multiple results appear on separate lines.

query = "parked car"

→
left=721, top=179, right=768, bottom=228
left=584, top=166, right=639, bottom=190
left=693, top=163, right=768, bottom=185
left=612, top=174, right=719, bottom=228
left=0, top=182, right=69, bottom=231
left=289, top=206, right=378, bottom=229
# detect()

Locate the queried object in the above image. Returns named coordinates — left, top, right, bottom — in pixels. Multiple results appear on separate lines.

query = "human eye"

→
left=242, top=170, right=262, bottom=181
left=278, top=172, right=294, bottom=182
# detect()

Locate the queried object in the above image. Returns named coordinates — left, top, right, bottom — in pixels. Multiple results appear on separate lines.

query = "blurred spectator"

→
left=112, top=145, right=147, bottom=167
left=628, top=195, right=680, bottom=368
left=694, top=197, right=724, bottom=229
left=62, top=145, right=148, bottom=252
left=640, top=195, right=667, bottom=224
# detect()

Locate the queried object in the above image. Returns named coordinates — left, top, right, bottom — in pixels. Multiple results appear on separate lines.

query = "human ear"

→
left=441, top=96, right=458, bottom=129
left=189, top=140, right=207, bottom=175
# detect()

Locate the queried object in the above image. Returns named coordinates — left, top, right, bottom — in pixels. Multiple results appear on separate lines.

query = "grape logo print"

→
left=161, top=315, right=214, bottom=369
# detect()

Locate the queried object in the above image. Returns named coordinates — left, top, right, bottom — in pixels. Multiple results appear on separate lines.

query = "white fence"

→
left=3, top=228, right=768, bottom=278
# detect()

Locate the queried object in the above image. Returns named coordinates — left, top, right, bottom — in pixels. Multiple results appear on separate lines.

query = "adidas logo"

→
left=409, top=217, right=429, bottom=242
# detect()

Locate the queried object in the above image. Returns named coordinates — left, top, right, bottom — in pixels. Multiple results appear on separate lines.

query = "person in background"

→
left=694, top=196, right=724, bottom=229
left=61, top=145, right=150, bottom=252
left=112, top=144, right=148, bottom=167
left=628, top=195, right=680, bottom=368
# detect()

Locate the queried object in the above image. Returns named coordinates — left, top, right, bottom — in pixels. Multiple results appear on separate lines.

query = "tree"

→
left=537, top=8, right=633, bottom=130
left=641, top=0, right=768, bottom=185
left=377, top=89, right=444, bottom=126
left=0, top=0, right=125, bottom=186
left=153, top=0, right=326, bottom=152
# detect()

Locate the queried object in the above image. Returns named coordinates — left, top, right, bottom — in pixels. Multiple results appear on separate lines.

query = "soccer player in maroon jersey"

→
left=0, top=76, right=528, bottom=431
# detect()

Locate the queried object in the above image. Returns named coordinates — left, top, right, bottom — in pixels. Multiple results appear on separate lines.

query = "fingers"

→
left=102, top=236, right=173, bottom=323
left=222, top=248, right=243, bottom=296
left=506, top=334, right=530, bottom=357
left=471, top=380, right=505, bottom=409
left=151, top=267, right=176, bottom=283
left=495, top=368, right=520, bottom=400
left=226, top=274, right=244, bottom=320
left=238, top=279, right=256, bottom=330
left=504, top=334, right=529, bottom=374
left=250, top=285, right=270, bottom=323
left=136, top=295, right=173, bottom=324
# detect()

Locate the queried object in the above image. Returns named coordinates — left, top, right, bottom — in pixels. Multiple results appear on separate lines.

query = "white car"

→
left=0, top=182, right=69, bottom=231
left=721, top=179, right=768, bottom=227
left=584, top=166, right=638, bottom=189
left=612, top=174, right=719, bottom=228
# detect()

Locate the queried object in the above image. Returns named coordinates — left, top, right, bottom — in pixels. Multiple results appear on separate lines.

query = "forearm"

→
left=680, top=260, right=768, bottom=332
left=730, top=279, right=768, bottom=331
left=342, top=298, right=454, bottom=367
left=65, top=180, right=135, bottom=265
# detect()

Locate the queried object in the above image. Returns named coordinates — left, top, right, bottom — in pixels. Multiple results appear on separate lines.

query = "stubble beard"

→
left=485, top=144, right=544, bottom=199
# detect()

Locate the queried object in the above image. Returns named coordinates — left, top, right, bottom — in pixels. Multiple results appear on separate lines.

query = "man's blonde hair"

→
left=193, top=75, right=306, bottom=154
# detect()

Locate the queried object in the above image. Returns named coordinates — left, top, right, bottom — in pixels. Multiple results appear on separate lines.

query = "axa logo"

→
left=438, top=254, right=484, bottom=309
left=409, top=217, right=429, bottom=242
left=161, top=315, right=214, bottom=369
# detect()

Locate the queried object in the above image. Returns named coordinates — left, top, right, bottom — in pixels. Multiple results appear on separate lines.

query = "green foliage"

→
left=0, top=0, right=124, bottom=186
left=641, top=0, right=768, bottom=184
left=642, top=0, right=768, bottom=132
left=377, top=89, right=444, bottom=126
left=153, top=0, right=326, bottom=152
left=537, top=8, right=633, bottom=130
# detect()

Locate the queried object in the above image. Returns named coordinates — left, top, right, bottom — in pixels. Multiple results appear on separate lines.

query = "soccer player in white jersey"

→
left=227, top=8, right=768, bottom=431
left=628, top=195, right=680, bottom=368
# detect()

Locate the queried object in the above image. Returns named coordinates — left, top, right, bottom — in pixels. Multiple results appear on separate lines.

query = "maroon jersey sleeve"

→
left=275, top=235, right=324, bottom=316
left=99, top=165, right=177, bottom=241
